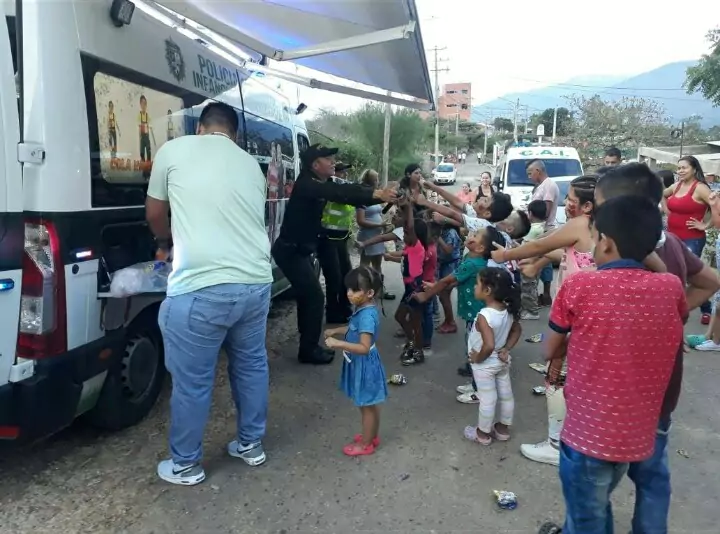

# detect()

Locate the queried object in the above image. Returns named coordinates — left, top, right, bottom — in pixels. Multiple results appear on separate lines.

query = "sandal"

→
left=343, top=442, right=375, bottom=457
left=353, top=434, right=380, bottom=447
left=436, top=322, right=458, bottom=334
left=492, top=424, right=511, bottom=442
left=463, top=425, right=492, bottom=446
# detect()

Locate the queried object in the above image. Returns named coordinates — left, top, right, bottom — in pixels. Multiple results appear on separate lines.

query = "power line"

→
left=504, top=75, right=688, bottom=92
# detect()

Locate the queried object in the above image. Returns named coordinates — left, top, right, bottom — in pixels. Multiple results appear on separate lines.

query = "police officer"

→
left=273, top=144, right=397, bottom=365
left=318, top=162, right=354, bottom=324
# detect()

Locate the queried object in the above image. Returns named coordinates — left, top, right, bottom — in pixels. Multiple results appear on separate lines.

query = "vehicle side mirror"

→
left=493, top=178, right=502, bottom=190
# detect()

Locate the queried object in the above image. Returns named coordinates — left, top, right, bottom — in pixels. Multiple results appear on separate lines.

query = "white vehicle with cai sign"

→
left=432, top=162, right=457, bottom=185
left=494, top=146, right=583, bottom=209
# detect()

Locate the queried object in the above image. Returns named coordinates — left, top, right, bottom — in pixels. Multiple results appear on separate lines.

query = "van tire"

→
left=85, top=306, right=165, bottom=431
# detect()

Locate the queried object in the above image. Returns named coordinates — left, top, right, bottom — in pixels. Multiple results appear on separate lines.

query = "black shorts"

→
left=400, top=279, right=424, bottom=309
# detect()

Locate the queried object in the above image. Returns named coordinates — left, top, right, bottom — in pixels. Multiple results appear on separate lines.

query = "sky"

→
left=277, top=0, right=715, bottom=117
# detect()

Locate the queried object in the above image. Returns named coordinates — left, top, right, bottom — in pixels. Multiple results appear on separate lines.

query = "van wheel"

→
left=85, top=308, right=165, bottom=431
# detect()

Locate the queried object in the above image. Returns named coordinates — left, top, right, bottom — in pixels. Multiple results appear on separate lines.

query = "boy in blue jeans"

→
left=541, top=196, right=687, bottom=534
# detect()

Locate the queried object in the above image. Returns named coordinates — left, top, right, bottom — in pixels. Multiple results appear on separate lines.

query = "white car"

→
left=432, top=163, right=457, bottom=185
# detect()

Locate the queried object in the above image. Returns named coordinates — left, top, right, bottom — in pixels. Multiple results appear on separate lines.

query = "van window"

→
left=244, top=112, right=293, bottom=165
left=297, top=133, right=310, bottom=154
left=506, top=158, right=583, bottom=186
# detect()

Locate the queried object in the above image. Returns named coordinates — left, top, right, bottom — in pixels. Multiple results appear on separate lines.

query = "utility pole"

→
left=483, top=109, right=492, bottom=164
left=552, top=106, right=558, bottom=142
left=429, top=46, right=449, bottom=167
left=523, top=106, right=529, bottom=136
left=455, top=112, right=460, bottom=157
left=381, top=91, right=392, bottom=186
left=512, top=98, right=520, bottom=142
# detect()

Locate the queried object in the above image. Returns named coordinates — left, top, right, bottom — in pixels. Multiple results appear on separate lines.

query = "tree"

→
left=534, top=107, right=573, bottom=137
left=564, top=95, right=669, bottom=160
left=493, top=117, right=514, bottom=133
left=685, top=28, right=720, bottom=106
left=307, top=104, right=430, bottom=179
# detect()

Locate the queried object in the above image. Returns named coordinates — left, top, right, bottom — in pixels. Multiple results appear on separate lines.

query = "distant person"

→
left=476, top=171, right=494, bottom=198
left=146, top=102, right=273, bottom=486
left=457, top=183, right=475, bottom=204
left=477, top=151, right=483, bottom=165
left=603, top=146, right=622, bottom=166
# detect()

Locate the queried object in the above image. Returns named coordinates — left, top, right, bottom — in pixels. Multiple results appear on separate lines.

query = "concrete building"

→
left=419, top=82, right=472, bottom=122
left=638, top=140, right=720, bottom=175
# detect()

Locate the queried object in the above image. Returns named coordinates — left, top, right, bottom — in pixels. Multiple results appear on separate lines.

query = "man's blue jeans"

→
left=159, top=283, right=271, bottom=465
left=559, top=441, right=628, bottom=534
left=627, top=418, right=672, bottom=534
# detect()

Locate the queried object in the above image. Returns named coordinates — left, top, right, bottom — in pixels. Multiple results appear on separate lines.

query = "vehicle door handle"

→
left=0, top=279, right=15, bottom=292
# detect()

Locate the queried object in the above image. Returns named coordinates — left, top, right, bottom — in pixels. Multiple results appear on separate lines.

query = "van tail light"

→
left=17, top=220, right=67, bottom=359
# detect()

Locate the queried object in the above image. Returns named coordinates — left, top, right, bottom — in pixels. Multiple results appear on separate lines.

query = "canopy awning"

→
left=149, top=0, right=434, bottom=109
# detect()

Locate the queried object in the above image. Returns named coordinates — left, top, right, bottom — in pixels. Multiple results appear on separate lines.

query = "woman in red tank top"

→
left=664, top=155, right=712, bottom=322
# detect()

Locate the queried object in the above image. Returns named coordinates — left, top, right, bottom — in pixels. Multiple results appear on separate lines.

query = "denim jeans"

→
left=683, top=237, right=711, bottom=314
left=559, top=441, right=629, bottom=534
left=540, top=264, right=554, bottom=284
left=159, top=283, right=272, bottom=465
left=422, top=301, right=434, bottom=346
left=627, top=418, right=672, bottom=534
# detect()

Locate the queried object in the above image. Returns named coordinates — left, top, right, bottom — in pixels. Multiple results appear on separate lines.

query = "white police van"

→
left=0, top=0, right=308, bottom=445
left=495, top=145, right=583, bottom=210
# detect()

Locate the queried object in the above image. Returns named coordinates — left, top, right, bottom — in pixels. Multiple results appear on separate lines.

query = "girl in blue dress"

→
left=325, top=266, right=388, bottom=457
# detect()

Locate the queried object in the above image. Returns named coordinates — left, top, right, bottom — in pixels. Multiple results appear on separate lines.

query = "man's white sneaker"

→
left=520, top=311, right=540, bottom=320
left=456, top=383, right=475, bottom=395
left=695, top=339, right=720, bottom=351
left=157, top=459, right=206, bottom=486
left=520, top=440, right=560, bottom=466
left=227, top=440, right=267, bottom=466
left=456, top=391, right=481, bottom=404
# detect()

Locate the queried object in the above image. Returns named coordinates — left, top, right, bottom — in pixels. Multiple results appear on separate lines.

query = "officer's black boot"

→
left=298, top=346, right=335, bottom=365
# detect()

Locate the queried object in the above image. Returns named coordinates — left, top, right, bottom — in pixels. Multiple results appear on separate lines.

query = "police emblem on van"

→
left=165, top=38, right=186, bottom=83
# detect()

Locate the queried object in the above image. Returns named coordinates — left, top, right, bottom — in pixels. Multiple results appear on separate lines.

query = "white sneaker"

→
left=520, top=440, right=560, bottom=466
left=456, top=391, right=481, bottom=404
left=520, top=311, right=540, bottom=320
left=456, top=383, right=475, bottom=394
left=157, top=459, right=206, bottom=486
left=695, top=340, right=720, bottom=351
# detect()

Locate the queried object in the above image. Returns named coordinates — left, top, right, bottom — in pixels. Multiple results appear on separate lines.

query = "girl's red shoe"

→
left=353, top=434, right=380, bottom=447
left=343, top=442, right=376, bottom=457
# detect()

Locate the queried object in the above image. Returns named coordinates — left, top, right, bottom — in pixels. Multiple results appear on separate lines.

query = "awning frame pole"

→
left=274, top=21, right=417, bottom=61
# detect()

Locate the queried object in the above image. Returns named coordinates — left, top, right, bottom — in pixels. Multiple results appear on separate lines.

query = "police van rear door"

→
left=0, top=10, right=23, bottom=391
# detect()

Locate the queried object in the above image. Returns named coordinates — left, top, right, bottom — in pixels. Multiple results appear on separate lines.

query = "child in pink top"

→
left=383, top=201, right=428, bottom=365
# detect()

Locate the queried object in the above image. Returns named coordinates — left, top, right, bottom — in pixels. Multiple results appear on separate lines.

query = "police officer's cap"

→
left=301, top=143, right=339, bottom=167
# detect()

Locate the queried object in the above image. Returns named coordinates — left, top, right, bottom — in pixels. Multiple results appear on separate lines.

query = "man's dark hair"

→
left=199, top=102, right=239, bottom=136
left=657, top=169, right=675, bottom=189
left=596, top=163, right=664, bottom=204
left=488, top=192, right=513, bottom=222
left=480, top=226, right=506, bottom=260
left=605, top=146, right=622, bottom=159
left=527, top=199, right=548, bottom=221
left=594, top=196, right=661, bottom=262
left=526, top=159, right=546, bottom=173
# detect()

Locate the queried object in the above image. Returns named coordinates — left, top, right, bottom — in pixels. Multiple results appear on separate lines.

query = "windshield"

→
left=555, top=180, right=572, bottom=206
left=506, top=158, right=582, bottom=186
left=437, top=164, right=454, bottom=173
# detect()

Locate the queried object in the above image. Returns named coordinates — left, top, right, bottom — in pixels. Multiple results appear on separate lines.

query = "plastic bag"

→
left=108, top=261, right=171, bottom=297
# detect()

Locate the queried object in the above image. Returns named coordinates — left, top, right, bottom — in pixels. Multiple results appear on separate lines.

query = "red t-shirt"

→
left=655, top=233, right=704, bottom=420
left=549, top=262, right=687, bottom=462
left=402, top=241, right=425, bottom=285
left=422, top=243, right=438, bottom=283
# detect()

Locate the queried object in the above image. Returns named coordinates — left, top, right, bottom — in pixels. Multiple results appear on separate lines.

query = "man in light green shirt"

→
left=146, top=102, right=272, bottom=487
